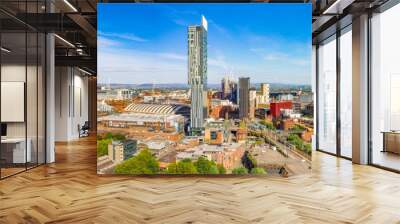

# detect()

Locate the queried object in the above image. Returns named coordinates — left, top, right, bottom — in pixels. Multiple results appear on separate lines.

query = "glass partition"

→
left=339, top=26, right=352, bottom=158
left=27, top=31, right=38, bottom=169
left=0, top=1, right=46, bottom=179
left=1, top=31, right=28, bottom=177
left=317, top=35, right=337, bottom=154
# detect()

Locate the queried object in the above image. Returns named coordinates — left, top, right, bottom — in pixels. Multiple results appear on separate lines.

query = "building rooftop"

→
left=98, top=113, right=184, bottom=123
left=125, top=103, right=190, bottom=115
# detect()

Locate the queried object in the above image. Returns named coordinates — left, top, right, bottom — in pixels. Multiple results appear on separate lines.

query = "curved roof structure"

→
left=125, top=103, right=190, bottom=115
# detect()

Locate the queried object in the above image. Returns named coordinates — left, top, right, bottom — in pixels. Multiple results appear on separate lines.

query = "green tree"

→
left=250, top=167, right=267, bottom=174
left=290, top=124, right=306, bottom=132
left=105, top=132, right=113, bottom=140
left=232, top=167, right=248, bottom=174
left=194, top=156, right=217, bottom=174
left=176, top=159, right=198, bottom=174
left=166, top=163, right=178, bottom=174
left=114, top=148, right=159, bottom=174
left=255, top=139, right=264, bottom=145
left=241, top=151, right=257, bottom=172
left=112, top=133, right=126, bottom=141
left=97, top=138, right=111, bottom=157
left=304, top=143, right=312, bottom=155
left=217, top=164, right=226, bottom=174
left=209, top=165, right=219, bottom=174
left=259, top=120, right=275, bottom=130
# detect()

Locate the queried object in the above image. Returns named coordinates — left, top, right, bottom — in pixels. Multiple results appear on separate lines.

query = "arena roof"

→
left=125, top=103, right=190, bottom=115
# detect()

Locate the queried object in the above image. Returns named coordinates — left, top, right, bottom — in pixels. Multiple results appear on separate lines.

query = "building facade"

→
left=249, top=89, right=257, bottom=119
left=270, top=101, right=293, bottom=118
left=221, top=76, right=237, bottom=103
left=238, top=77, right=250, bottom=119
left=108, top=140, right=138, bottom=164
left=188, top=16, right=208, bottom=132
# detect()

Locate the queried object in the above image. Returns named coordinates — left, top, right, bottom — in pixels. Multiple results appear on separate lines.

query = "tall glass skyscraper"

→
left=188, top=16, right=208, bottom=132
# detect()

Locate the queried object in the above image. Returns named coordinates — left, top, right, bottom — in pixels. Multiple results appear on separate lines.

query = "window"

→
left=339, top=27, right=352, bottom=158
left=317, top=35, right=337, bottom=154
left=370, top=3, right=400, bottom=171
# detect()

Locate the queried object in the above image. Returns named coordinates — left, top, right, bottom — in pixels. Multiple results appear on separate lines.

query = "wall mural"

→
left=97, top=3, right=313, bottom=176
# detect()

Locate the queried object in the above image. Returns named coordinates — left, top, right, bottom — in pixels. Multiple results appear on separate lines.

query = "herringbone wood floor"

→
left=1, top=137, right=400, bottom=224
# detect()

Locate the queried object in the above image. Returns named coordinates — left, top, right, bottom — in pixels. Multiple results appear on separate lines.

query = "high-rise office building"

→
left=256, top=83, right=270, bottom=107
left=238, top=77, right=250, bottom=119
left=221, top=76, right=238, bottom=103
left=221, top=76, right=230, bottom=98
left=249, top=88, right=257, bottom=119
left=261, top=83, right=269, bottom=97
left=188, top=16, right=208, bottom=132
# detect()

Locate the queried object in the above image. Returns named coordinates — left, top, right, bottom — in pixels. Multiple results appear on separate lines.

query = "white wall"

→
left=55, top=67, right=89, bottom=141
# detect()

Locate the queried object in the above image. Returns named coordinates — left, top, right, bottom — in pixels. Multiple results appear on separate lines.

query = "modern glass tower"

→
left=239, top=77, right=250, bottom=119
left=188, top=16, right=208, bottom=133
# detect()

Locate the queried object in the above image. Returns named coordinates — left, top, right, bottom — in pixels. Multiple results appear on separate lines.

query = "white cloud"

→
left=251, top=50, right=310, bottom=67
left=98, top=31, right=148, bottom=42
left=157, top=53, right=186, bottom=61
left=173, top=19, right=188, bottom=26
left=208, top=19, right=229, bottom=36
left=98, top=48, right=186, bottom=84
left=291, top=58, right=310, bottom=66
left=208, top=57, right=228, bottom=70
left=263, top=52, right=288, bottom=61
left=98, top=36, right=122, bottom=47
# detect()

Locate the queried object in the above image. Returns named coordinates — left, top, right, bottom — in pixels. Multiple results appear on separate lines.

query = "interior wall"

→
left=55, top=67, right=89, bottom=141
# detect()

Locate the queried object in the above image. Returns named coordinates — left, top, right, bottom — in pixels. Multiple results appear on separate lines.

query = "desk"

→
left=1, top=138, right=31, bottom=163
left=382, top=131, right=400, bottom=154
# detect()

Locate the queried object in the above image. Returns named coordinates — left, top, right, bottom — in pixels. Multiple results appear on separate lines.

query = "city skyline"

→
left=98, top=3, right=312, bottom=85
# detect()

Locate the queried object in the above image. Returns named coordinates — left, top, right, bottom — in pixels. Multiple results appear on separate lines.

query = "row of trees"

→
left=231, top=150, right=267, bottom=175
left=287, top=134, right=312, bottom=155
left=114, top=148, right=268, bottom=175
left=290, top=124, right=306, bottom=132
left=114, top=149, right=227, bottom=175
left=259, top=120, right=276, bottom=130
left=166, top=157, right=226, bottom=174
left=232, top=167, right=266, bottom=174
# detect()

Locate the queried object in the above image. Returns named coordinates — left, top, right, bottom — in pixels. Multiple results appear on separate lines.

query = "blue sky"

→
left=98, top=3, right=311, bottom=85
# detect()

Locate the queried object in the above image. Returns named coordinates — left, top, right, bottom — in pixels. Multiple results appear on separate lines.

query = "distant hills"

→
left=98, top=83, right=311, bottom=91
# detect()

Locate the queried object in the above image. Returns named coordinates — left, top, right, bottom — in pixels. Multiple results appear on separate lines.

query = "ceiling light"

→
left=1, top=47, right=11, bottom=53
left=63, top=0, right=78, bottom=12
left=78, top=67, right=92, bottom=76
left=322, top=0, right=355, bottom=15
left=54, top=34, right=75, bottom=48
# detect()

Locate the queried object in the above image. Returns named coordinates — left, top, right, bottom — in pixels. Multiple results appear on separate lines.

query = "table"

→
left=382, top=131, right=400, bottom=154
left=1, top=138, right=31, bottom=164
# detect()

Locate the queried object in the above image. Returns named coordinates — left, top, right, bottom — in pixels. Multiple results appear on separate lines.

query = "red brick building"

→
left=204, top=128, right=224, bottom=145
left=282, top=119, right=295, bottom=131
left=270, top=101, right=293, bottom=118
left=210, top=105, right=234, bottom=119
